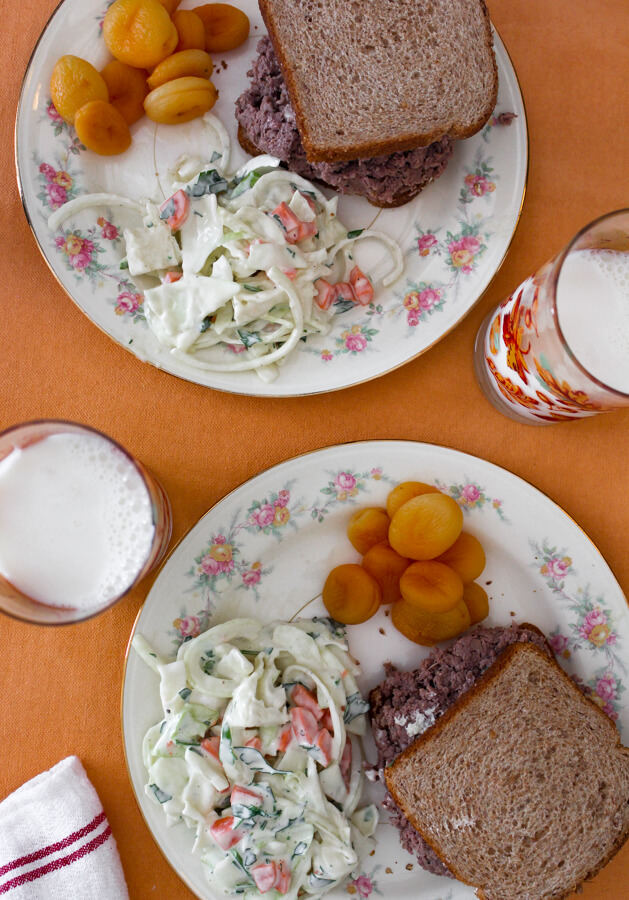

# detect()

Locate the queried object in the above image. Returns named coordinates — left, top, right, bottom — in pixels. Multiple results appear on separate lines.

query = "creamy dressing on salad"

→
left=132, top=616, right=378, bottom=898
left=48, top=114, right=403, bottom=383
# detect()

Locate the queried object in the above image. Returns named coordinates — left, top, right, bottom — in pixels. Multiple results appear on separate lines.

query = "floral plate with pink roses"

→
left=122, top=440, right=629, bottom=900
left=16, top=0, right=527, bottom=397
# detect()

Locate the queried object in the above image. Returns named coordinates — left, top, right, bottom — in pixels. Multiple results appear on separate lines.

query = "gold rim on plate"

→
left=119, top=437, right=626, bottom=900
left=15, top=3, right=529, bottom=398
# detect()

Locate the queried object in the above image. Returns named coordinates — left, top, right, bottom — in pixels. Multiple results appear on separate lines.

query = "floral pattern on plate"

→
left=533, top=540, right=627, bottom=720
left=303, top=127, right=511, bottom=355
left=169, top=466, right=394, bottom=648
left=123, top=441, right=629, bottom=900
left=435, top=477, right=508, bottom=521
left=17, top=0, right=527, bottom=396
left=305, top=129, right=511, bottom=356
left=345, top=864, right=383, bottom=897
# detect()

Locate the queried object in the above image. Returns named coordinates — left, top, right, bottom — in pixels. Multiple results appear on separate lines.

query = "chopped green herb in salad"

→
left=48, top=113, right=403, bottom=383
left=132, top=617, right=378, bottom=898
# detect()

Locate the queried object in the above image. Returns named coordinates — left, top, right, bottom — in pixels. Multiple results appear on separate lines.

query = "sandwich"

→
left=235, top=0, right=499, bottom=207
left=371, top=626, right=629, bottom=899
left=368, top=623, right=552, bottom=877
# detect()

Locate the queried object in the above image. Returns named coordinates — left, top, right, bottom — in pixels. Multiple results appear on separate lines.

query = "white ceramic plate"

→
left=122, top=440, right=629, bottom=899
left=16, top=1, right=528, bottom=397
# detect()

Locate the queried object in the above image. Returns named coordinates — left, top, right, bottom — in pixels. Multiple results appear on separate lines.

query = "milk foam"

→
left=0, top=432, right=155, bottom=609
left=557, top=248, right=629, bottom=393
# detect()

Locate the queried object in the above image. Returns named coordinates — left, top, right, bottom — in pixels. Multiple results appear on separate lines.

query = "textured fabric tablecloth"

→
left=1, top=0, right=628, bottom=897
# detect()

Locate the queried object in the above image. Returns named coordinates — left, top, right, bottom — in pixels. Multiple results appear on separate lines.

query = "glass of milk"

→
left=0, top=420, right=172, bottom=625
left=473, top=208, right=629, bottom=424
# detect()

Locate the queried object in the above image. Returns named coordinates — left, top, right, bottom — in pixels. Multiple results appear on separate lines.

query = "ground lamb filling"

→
left=235, top=37, right=455, bottom=206
left=367, top=624, right=553, bottom=877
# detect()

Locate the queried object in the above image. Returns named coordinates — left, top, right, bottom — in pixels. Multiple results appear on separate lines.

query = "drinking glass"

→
left=474, top=209, right=629, bottom=423
left=0, top=420, right=172, bottom=625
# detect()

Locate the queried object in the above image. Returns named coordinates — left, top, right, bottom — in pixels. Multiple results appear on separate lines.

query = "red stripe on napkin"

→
left=0, top=824, right=111, bottom=894
left=0, top=811, right=107, bottom=877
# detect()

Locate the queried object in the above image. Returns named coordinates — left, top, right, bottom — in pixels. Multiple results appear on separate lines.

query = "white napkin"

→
left=0, top=757, right=129, bottom=899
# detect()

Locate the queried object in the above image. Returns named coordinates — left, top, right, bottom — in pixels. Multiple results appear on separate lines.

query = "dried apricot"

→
left=156, top=0, right=181, bottom=13
left=361, top=542, right=410, bottom=605
left=386, top=481, right=440, bottom=518
left=347, top=507, right=390, bottom=556
left=388, top=492, right=463, bottom=560
left=50, top=55, right=109, bottom=124
left=172, top=9, right=206, bottom=51
left=193, top=3, right=249, bottom=52
left=147, top=49, right=213, bottom=90
left=74, top=100, right=132, bottom=156
left=462, top=582, right=489, bottom=625
left=399, top=560, right=463, bottom=614
left=103, top=0, right=178, bottom=69
left=322, top=564, right=381, bottom=625
left=391, top=597, right=471, bottom=646
left=100, top=60, right=148, bottom=125
left=436, top=532, right=486, bottom=584
left=144, top=76, right=218, bottom=124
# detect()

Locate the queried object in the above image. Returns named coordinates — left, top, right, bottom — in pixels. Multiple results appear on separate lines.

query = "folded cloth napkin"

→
left=0, top=757, right=129, bottom=899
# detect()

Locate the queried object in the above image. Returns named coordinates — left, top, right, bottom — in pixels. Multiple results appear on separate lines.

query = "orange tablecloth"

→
left=2, top=1, right=629, bottom=897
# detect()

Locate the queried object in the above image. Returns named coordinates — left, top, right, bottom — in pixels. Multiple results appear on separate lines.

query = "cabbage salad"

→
left=48, top=113, right=403, bottom=382
left=132, top=616, right=378, bottom=898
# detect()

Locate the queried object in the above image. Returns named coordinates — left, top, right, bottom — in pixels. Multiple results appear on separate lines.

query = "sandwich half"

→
left=235, top=0, right=499, bottom=207
left=368, top=623, right=552, bottom=877
left=384, top=640, right=629, bottom=900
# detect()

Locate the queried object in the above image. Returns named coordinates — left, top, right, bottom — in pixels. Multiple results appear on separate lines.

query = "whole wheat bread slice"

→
left=258, top=0, right=498, bottom=163
left=385, top=642, right=629, bottom=900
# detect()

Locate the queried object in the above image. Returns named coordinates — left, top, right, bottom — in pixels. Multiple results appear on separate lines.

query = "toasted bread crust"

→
left=237, top=124, right=264, bottom=160
left=385, top=641, right=629, bottom=900
left=258, top=0, right=498, bottom=163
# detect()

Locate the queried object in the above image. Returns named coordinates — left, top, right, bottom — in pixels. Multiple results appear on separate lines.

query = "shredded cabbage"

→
left=48, top=113, right=404, bottom=382
left=132, top=617, right=377, bottom=898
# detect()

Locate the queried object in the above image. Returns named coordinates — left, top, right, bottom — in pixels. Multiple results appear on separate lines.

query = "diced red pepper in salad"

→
left=314, top=268, right=375, bottom=310
left=230, top=784, right=264, bottom=808
left=314, top=278, right=336, bottom=310
left=162, top=271, right=183, bottom=283
left=271, top=201, right=318, bottom=244
left=290, top=706, right=320, bottom=746
left=275, top=860, right=291, bottom=895
left=159, top=189, right=190, bottom=230
left=320, top=707, right=334, bottom=732
left=340, top=737, right=352, bottom=789
left=290, top=683, right=324, bottom=721
left=209, top=816, right=241, bottom=850
left=295, top=219, right=318, bottom=242
left=271, top=201, right=302, bottom=243
left=251, top=859, right=292, bottom=895
left=314, top=727, right=333, bottom=766
left=334, top=282, right=355, bottom=304
left=277, top=722, right=294, bottom=753
left=201, top=736, right=221, bottom=761
left=251, top=862, right=278, bottom=894
left=349, top=265, right=374, bottom=305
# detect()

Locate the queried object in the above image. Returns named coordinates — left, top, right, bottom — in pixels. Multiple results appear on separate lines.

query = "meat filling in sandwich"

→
left=235, top=37, right=455, bottom=208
